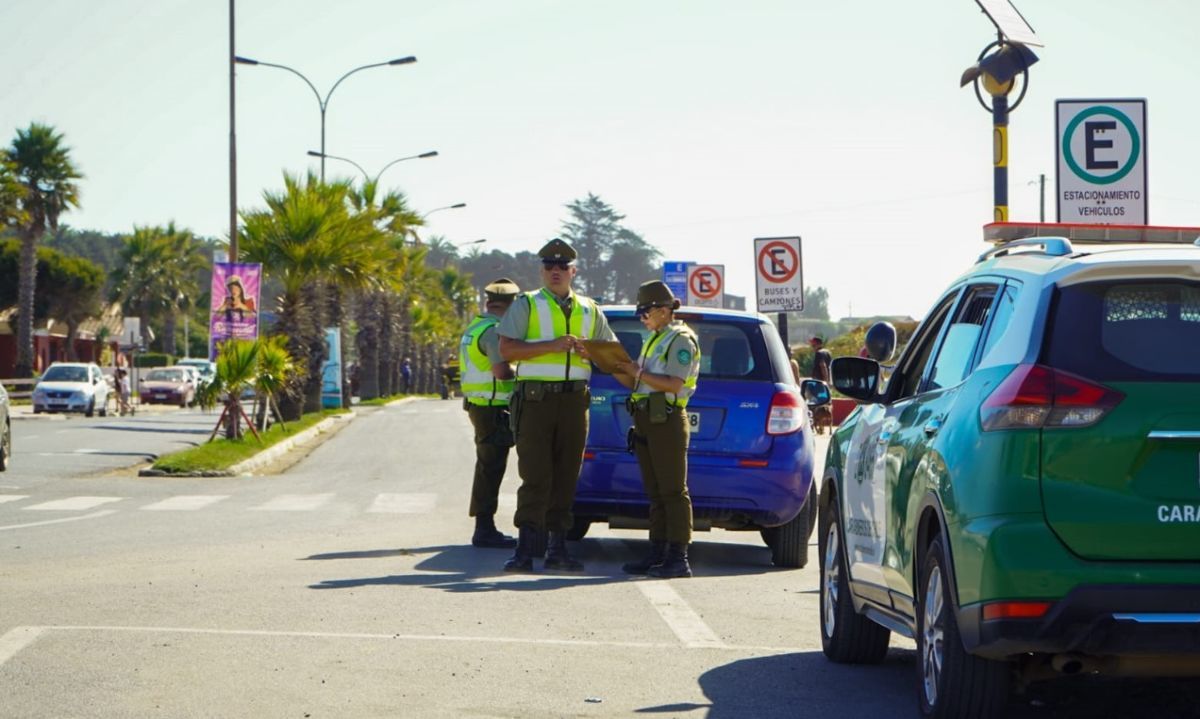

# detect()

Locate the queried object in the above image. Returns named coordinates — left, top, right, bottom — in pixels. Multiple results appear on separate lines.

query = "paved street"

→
left=2, top=399, right=1198, bottom=718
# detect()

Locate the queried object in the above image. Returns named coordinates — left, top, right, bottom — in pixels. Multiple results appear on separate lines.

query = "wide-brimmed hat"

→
left=635, top=280, right=680, bottom=314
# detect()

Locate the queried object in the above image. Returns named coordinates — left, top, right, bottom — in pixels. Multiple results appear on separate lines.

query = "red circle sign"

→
left=758, top=241, right=799, bottom=284
left=689, top=265, right=722, bottom=299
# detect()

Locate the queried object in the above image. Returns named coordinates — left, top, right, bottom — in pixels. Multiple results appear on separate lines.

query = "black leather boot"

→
left=502, top=526, right=537, bottom=573
left=542, top=531, right=584, bottom=573
left=647, top=543, right=692, bottom=578
left=622, top=541, right=667, bottom=575
left=472, top=515, right=517, bottom=549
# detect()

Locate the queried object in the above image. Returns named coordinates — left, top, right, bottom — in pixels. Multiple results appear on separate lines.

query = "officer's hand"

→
left=550, top=336, right=576, bottom=353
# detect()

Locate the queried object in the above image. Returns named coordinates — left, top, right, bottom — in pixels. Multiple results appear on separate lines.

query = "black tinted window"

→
left=1044, top=280, right=1200, bottom=381
left=607, top=317, right=775, bottom=381
left=926, top=285, right=997, bottom=391
left=978, top=282, right=1020, bottom=362
left=891, top=292, right=958, bottom=400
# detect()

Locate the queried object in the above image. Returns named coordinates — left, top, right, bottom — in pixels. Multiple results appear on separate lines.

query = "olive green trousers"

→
left=633, top=407, right=693, bottom=544
left=513, top=386, right=589, bottom=532
left=466, top=404, right=512, bottom=517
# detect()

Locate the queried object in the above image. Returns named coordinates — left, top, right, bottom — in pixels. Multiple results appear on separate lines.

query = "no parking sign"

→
left=754, top=236, right=804, bottom=312
left=686, top=264, right=724, bottom=308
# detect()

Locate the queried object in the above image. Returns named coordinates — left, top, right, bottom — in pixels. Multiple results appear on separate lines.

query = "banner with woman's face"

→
left=210, top=262, right=261, bottom=352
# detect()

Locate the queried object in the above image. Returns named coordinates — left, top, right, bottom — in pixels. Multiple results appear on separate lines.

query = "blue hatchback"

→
left=574, top=306, right=824, bottom=567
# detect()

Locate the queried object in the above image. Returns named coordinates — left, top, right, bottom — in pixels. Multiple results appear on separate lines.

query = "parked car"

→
left=816, top=230, right=1200, bottom=717
left=575, top=306, right=827, bottom=567
left=176, top=358, right=216, bottom=388
left=139, top=367, right=196, bottom=407
left=32, top=362, right=110, bottom=417
left=0, top=382, right=10, bottom=471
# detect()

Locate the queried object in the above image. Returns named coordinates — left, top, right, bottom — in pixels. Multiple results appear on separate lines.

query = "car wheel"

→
left=566, top=517, right=591, bottom=541
left=819, top=497, right=890, bottom=663
left=33, top=406, right=42, bottom=415
left=917, top=536, right=1010, bottom=718
left=0, top=420, right=10, bottom=472
left=768, top=484, right=816, bottom=568
left=85, top=398, right=95, bottom=418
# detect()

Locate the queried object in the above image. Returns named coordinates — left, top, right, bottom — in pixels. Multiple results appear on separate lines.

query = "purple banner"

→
left=209, top=262, right=261, bottom=351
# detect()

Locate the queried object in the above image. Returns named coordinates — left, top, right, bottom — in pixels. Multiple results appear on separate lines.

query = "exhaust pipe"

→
left=1052, top=653, right=1200, bottom=677
left=1051, top=653, right=1091, bottom=675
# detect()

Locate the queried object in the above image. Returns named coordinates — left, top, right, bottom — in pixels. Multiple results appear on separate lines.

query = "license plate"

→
left=155, top=394, right=167, bottom=400
left=687, top=411, right=701, bottom=432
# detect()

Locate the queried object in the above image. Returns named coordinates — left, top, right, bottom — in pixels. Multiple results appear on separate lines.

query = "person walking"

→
left=401, top=358, right=413, bottom=394
left=116, top=368, right=133, bottom=416
left=497, top=238, right=616, bottom=573
left=614, top=281, right=701, bottom=578
left=809, top=335, right=833, bottom=434
left=459, top=278, right=522, bottom=549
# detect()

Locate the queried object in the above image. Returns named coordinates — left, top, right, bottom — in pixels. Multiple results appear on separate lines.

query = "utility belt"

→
left=625, top=393, right=676, bottom=424
left=517, top=380, right=588, bottom=398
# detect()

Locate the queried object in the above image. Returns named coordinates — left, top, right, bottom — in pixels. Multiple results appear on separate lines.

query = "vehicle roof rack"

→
left=977, top=237, right=1074, bottom=264
left=984, top=221, right=1200, bottom=245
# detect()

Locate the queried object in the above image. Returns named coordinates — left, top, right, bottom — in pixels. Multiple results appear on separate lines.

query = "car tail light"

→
left=980, top=364, right=1123, bottom=431
left=982, top=600, right=1053, bottom=621
left=767, top=389, right=804, bottom=435
left=738, top=459, right=769, bottom=468
left=583, top=451, right=595, bottom=461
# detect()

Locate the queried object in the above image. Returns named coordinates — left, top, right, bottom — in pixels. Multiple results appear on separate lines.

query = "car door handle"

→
left=923, top=418, right=943, bottom=437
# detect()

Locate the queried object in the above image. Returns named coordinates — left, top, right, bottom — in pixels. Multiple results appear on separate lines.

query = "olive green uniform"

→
left=497, top=290, right=615, bottom=531
left=631, top=321, right=701, bottom=544
left=463, top=314, right=511, bottom=518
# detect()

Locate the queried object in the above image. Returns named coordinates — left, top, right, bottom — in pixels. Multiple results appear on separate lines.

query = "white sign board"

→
left=754, top=236, right=804, bottom=313
left=1056, top=99, right=1147, bottom=224
left=686, top=264, right=724, bottom=308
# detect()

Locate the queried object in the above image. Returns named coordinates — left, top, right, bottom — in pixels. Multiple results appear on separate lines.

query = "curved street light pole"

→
left=307, top=149, right=438, bottom=186
left=420, top=203, right=467, bottom=220
left=235, top=55, right=417, bottom=182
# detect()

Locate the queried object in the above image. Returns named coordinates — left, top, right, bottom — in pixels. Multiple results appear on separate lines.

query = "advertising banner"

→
left=209, top=262, right=261, bottom=355
left=321, top=327, right=343, bottom=409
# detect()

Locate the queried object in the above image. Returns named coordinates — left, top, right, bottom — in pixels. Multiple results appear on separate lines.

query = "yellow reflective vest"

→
left=515, top=288, right=600, bottom=382
left=459, top=315, right=513, bottom=406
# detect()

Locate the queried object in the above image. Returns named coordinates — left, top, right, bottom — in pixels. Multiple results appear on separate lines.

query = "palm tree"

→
left=5, top=123, right=82, bottom=377
left=110, top=223, right=203, bottom=355
left=0, top=158, right=25, bottom=230
left=253, top=334, right=297, bottom=431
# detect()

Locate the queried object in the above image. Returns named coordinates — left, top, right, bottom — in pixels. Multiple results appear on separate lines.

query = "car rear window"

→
left=607, top=317, right=777, bottom=381
left=1043, top=280, right=1200, bottom=381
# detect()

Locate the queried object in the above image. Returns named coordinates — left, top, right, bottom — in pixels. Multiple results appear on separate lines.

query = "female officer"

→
left=614, top=280, right=700, bottom=578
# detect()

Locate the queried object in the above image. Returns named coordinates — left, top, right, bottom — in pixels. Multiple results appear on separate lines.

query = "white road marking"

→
left=368, top=493, right=437, bottom=514
left=497, top=493, right=518, bottom=511
left=73, top=448, right=104, bottom=454
left=140, top=495, right=231, bottom=511
left=0, top=627, right=44, bottom=668
left=636, top=582, right=727, bottom=649
left=24, top=496, right=123, bottom=511
left=34, top=624, right=792, bottom=653
left=251, top=493, right=335, bottom=512
left=0, top=494, right=29, bottom=505
left=0, top=509, right=119, bottom=532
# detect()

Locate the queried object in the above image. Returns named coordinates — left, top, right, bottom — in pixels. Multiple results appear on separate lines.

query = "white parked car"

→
left=176, top=358, right=216, bottom=388
left=32, top=362, right=110, bottom=417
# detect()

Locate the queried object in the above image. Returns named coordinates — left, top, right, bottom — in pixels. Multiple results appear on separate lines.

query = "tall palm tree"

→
left=109, top=223, right=203, bottom=355
left=6, top=123, right=82, bottom=377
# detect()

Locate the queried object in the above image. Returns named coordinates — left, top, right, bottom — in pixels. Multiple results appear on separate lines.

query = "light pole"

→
left=455, top=238, right=486, bottom=248
left=306, top=149, right=438, bottom=186
left=234, top=54, right=417, bottom=182
left=420, top=203, right=467, bottom=220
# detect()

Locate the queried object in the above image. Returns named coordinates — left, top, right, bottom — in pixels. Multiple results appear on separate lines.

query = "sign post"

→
left=686, top=264, right=724, bottom=308
left=1056, top=99, right=1148, bottom=224
left=662, top=261, right=690, bottom=306
left=754, top=237, right=804, bottom=349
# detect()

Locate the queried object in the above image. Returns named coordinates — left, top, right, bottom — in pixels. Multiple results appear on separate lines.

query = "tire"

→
left=819, top=497, right=891, bottom=663
left=769, top=485, right=816, bottom=568
left=917, top=537, right=1010, bottom=719
left=0, top=420, right=10, bottom=472
left=565, top=517, right=591, bottom=541
left=85, top=398, right=95, bottom=418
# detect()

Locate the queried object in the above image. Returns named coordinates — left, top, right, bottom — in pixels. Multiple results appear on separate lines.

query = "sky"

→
left=2, top=0, right=1198, bottom=320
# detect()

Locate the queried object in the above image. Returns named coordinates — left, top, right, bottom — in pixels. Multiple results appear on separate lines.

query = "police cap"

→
left=538, top=238, right=577, bottom=264
left=484, top=277, right=520, bottom=302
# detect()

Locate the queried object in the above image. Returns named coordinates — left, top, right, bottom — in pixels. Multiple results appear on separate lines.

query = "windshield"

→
left=42, top=366, right=89, bottom=383
left=146, top=370, right=185, bottom=382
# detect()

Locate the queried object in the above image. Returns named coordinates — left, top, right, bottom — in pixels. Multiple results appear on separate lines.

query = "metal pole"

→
left=228, top=0, right=238, bottom=261
left=1038, top=173, right=1046, bottom=222
left=992, top=94, right=1009, bottom=223
left=777, top=312, right=789, bottom=353
left=319, top=107, right=327, bottom=182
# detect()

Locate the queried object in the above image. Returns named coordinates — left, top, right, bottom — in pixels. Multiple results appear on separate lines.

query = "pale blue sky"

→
left=2, top=0, right=1197, bottom=318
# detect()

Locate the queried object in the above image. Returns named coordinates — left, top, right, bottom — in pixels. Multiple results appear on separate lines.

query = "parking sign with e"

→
left=1056, top=99, right=1147, bottom=224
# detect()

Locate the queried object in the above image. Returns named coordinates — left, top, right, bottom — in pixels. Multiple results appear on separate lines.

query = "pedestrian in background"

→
left=497, top=238, right=616, bottom=573
left=809, top=335, right=833, bottom=434
left=116, top=368, right=132, bottom=416
left=401, top=358, right=413, bottom=394
left=459, top=278, right=522, bottom=549
left=614, top=281, right=700, bottom=578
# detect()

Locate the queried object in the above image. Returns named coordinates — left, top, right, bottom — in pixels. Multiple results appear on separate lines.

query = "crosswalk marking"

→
left=140, top=495, right=231, bottom=511
left=24, top=496, right=123, bottom=511
left=251, top=494, right=335, bottom=512
left=367, top=493, right=437, bottom=514
left=0, top=495, right=29, bottom=505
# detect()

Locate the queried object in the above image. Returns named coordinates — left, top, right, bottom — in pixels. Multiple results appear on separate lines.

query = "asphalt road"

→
left=1, top=399, right=1198, bottom=718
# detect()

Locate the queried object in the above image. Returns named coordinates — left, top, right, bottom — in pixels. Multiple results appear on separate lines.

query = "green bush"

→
left=134, top=352, right=175, bottom=368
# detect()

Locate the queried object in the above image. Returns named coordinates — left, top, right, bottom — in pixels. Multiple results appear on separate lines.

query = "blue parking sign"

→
left=662, top=261, right=690, bottom=305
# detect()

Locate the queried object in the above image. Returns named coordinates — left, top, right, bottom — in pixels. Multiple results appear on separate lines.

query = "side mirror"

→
left=864, top=321, right=897, bottom=363
left=832, top=357, right=883, bottom=403
left=800, top=379, right=831, bottom=407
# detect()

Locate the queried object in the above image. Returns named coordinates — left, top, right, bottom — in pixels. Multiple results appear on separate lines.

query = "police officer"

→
left=459, top=278, right=522, bottom=549
left=614, top=281, right=700, bottom=578
left=497, top=239, right=616, bottom=573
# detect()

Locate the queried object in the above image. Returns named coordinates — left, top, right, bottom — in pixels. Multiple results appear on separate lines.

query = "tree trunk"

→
left=301, top=283, right=327, bottom=414
left=163, top=311, right=178, bottom=357
left=276, top=290, right=308, bottom=422
left=65, top=319, right=81, bottom=361
left=377, top=293, right=394, bottom=397
left=14, top=229, right=38, bottom=377
left=355, top=292, right=380, bottom=400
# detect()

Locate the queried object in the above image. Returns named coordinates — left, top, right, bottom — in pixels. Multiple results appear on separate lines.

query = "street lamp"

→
left=421, top=203, right=467, bottom=220
left=235, top=54, right=417, bottom=182
left=306, top=149, right=438, bottom=186
left=455, top=238, right=486, bottom=247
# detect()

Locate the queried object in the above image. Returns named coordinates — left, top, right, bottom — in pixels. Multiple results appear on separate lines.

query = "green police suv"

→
left=816, top=225, right=1200, bottom=718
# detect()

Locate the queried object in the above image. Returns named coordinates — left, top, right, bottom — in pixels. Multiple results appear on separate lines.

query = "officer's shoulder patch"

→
left=677, top=349, right=692, bottom=365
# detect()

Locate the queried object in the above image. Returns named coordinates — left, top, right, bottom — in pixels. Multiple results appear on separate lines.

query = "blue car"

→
left=574, top=306, right=827, bottom=567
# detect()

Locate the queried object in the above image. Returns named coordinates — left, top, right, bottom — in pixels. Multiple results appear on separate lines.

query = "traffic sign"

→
left=662, top=261, right=690, bottom=305
left=1056, top=99, right=1147, bottom=224
left=754, top=236, right=804, bottom=313
left=686, top=264, right=724, bottom=308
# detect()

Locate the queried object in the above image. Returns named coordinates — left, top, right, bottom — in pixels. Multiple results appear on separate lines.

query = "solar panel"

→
left=976, top=0, right=1043, bottom=47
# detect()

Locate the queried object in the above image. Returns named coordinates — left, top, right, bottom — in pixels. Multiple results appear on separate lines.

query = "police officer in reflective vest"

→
left=497, top=238, right=616, bottom=573
left=459, top=278, right=522, bottom=549
left=614, top=281, right=701, bottom=578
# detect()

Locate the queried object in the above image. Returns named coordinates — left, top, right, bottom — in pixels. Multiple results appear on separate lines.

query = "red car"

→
left=138, top=367, right=196, bottom=407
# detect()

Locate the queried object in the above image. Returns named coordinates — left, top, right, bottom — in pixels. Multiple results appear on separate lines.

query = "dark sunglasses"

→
left=542, top=261, right=571, bottom=271
left=635, top=304, right=664, bottom=318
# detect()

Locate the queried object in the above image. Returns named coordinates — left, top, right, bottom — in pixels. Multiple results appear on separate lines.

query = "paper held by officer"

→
left=580, top=339, right=634, bottom=376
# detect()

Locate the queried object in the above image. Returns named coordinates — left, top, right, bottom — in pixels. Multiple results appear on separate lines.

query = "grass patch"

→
left=151, top=409, right=349, bottom=474
left=355, top=393, right=437, bottom=407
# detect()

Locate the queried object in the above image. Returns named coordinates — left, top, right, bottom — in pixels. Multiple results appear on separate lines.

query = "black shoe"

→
left=542, top=531, right=584, bottom=573
left=503, top=526, right=538, bottom=573
left=622, top=541, right=667, bottom=575
left=472, top=515, right=518, bottom=549
left=647, top=543, right=692, bottom=578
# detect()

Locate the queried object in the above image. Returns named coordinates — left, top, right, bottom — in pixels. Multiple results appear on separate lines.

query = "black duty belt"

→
left=626, top=397, right=679, bottom=413
left=524, top=380, right=588, bottom=393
